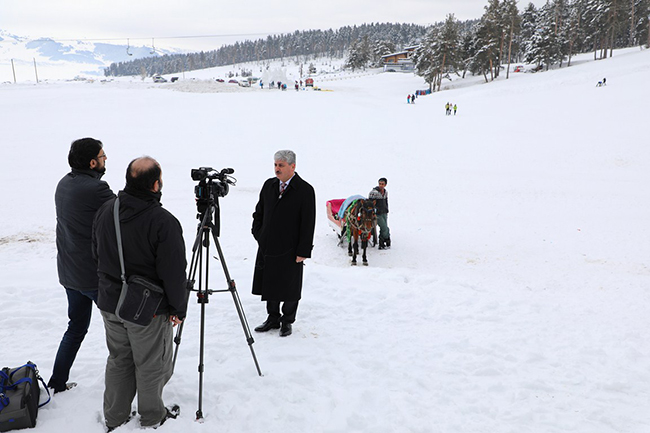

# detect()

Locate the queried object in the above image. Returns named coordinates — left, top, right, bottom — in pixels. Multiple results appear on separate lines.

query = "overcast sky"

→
left=1, top=0, right=545, bottom=51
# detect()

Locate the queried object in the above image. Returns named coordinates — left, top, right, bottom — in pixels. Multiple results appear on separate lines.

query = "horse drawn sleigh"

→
left=326, top=196, right=377, bottom=266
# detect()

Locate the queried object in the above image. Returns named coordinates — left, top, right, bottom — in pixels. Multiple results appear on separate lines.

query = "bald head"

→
left=126, top=156, right=162, bottom=192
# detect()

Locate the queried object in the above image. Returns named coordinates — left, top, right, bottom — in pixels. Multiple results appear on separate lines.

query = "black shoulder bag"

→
left=113, top=197, right=165, bottom=327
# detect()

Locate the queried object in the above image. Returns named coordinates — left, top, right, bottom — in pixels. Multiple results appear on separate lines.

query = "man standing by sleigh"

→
left=369, top=177, right=391, bottom=249
left=251, top=150, right=316, bottom=337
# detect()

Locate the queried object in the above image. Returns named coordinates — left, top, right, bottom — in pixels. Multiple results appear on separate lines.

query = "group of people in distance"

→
left=405, top=95, right=460, bottom=117
left=49, top=140, right=337, bottom=430
left=445, top=102, right=457, bottom=115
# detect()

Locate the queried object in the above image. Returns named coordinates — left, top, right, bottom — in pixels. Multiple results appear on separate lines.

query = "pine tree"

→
left=345, top=37, right=371, bottom=70
left=413, top=15, right=461, bottom=90
left=566, top=0, right=587, bottom=65
left=371, top=40, right=396, bottom=67
left=503, top=0, right=521, bottom=78
left=634, top=0, right=650, bottom=46
left=413, top=28, right=440, bottom=90
left=469, top=11, right=500, bottom=81
left=484, top=0, right=504, bottom=78
left=527, top=1, right=565, bottom=70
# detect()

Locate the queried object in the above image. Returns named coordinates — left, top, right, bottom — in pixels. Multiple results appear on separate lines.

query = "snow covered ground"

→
left=1, top=47, right=649, bottom=433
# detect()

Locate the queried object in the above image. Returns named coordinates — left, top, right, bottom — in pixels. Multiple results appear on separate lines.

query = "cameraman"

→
left=92, top=157, right=187, bottom=430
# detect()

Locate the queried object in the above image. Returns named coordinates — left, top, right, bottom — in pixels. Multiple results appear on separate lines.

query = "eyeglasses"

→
left=96, top=153, right=107, bottom=160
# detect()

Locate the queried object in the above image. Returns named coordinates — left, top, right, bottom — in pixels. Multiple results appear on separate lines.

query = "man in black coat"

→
left=92, top=157, right=187, bottom=429
left=252, top=150, right=316, bottom=337
left=48, top=137, right=115, bottom=393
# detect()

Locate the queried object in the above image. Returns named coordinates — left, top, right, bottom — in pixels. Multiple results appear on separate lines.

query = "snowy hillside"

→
left=0, top=47, right=649, bottom=433
left=0, top=29, right=178, bottom=81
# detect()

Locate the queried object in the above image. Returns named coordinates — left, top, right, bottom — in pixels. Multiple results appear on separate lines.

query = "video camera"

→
left=191, top=167, right=236, bottom=218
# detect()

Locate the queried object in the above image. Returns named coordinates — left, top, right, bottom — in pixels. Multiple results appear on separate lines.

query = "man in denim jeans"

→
left=48, top=138, right=115, bottom=393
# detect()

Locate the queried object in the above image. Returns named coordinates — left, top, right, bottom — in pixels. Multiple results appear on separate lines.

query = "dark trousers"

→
left=48, top=288, right=97, bottom=392
left=266, top=300, right=299, bottom=324
left=376, top=213, right=390, bottom=242
left=101, top=311, right=173, bottom=428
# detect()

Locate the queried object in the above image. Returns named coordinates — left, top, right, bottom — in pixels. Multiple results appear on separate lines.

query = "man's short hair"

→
left=68, top=138, right=103, bottom=169
left=378, top=177, right=388, bottom=184
left=125, top=157, right=161, bottom=192
left=274, top=150, right=296, bottom=165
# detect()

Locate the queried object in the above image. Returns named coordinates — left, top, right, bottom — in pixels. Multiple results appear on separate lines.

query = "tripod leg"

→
left=172, top=225, right=204, bottom=375
left=172, top=321, right=184, bottom=374
left=211, top=226, right=263, bottom=376
left=197, top=300, right=207, bottom=420
left=228, top=280, right=263, bottom=376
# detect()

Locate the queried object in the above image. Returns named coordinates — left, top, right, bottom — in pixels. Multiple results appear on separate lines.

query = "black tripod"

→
left=172, top=181, right=262, bottom=421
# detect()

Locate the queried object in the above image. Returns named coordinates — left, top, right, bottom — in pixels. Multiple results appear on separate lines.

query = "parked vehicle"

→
left=228, top=79, right=238, bottom=84
left=305, top=78, right=314, bottom=87
left=216, top=78, right=225, bottom=83
left=152, top=75, right=167, bottom=83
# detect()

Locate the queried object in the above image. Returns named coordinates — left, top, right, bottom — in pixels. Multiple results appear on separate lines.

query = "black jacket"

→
left=251, top=173, right=316, bottom=301
left=92, top=189, right=188, bottom=319
left=368, top=187, right=389, bottom=215
left=55, top=168, right=115, bottom=290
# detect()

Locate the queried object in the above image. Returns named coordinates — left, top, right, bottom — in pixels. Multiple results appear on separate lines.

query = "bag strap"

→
left=20, top=362, right=50, bottom=408
left=0, top=363, right=50, bottom=412
left=113, top=197, right=130, bottom=323
left=113, top=197, right=127, bottom=286
left=0, top=368, right=10, bottom=411
left=36, top=375, right=51, bottom=407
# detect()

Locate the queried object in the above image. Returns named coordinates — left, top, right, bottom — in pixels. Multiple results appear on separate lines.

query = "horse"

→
left=344, top=199, right=377, bottom=266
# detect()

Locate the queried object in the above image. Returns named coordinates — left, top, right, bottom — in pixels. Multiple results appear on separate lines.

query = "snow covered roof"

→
left=381, top=51, right=408, bottom=58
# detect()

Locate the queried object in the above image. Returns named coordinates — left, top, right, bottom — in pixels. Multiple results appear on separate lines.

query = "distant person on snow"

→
left=407, top=95, right=411, bottom=104
left=603, top=77, right=606, bottom=85
left=445, top=102, right=450, bottom=115
left=453, top=104, right=457, bottom=115
left=368, top=178, right=391, bottom=250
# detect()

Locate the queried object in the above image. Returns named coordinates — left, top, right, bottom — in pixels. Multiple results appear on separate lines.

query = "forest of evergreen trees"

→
left=407, top=0, right=650, bottom=90
left=105, top=0, right=650, bottom=89
left=103, top=23, right=428, bottom=77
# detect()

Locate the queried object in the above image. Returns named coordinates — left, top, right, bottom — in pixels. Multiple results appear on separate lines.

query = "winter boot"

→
left=385, top=237, right=391, bottom=248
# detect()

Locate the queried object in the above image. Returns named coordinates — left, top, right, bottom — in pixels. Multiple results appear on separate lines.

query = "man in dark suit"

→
left=252, top=150, right=316, bottom=337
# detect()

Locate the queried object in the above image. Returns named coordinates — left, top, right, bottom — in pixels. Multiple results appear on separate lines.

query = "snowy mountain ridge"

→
left=0, top=29, right=178, bottom=80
